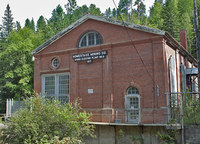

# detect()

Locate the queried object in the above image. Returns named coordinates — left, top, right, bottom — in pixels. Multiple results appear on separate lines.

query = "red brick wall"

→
left=34, top=19, right=174, bottom=124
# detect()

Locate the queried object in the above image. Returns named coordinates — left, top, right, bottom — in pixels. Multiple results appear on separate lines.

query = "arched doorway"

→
left=125, top=87, right=140, bottom=123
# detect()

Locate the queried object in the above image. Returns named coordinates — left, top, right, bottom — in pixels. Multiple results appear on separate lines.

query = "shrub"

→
left=0, top=97, right=94, bottom=144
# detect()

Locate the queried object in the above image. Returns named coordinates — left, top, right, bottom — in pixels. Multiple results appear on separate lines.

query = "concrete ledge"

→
left=89, top=122, right=169, bottom=127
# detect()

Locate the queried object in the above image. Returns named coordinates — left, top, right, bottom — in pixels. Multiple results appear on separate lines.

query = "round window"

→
left=52, top=58, right=59, bottom=68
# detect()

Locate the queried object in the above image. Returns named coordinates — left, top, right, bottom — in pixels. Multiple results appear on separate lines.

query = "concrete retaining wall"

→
left=84, top=124, right=181, bottom=144
left=185, top=125, right=200, bottom=144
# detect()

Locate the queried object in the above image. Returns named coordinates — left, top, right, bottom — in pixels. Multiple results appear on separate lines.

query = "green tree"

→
left=118, top=0, right=131, bottom=17
left=161, top=0, right=179, bottom=39
left=16, top=21, right=21, bottom=31
left=134, top=0, right=146, bottom=22
left=24, top=18, right=31, bottom=28
left=30, top=18, right=35, bottom=32
left=1, top=4, right=15, bottom=38
left=0, top=97, right=94, bottom=144
left=112, top=8, right=118, bottom=18
left=36, top=16, right=46, bottom=31
left=48, top=4, right=68, bottom=34
left=88, top=4, right=102, bottom=16
left=0, top=28, right=43, bottom=100
left=25, top=18, right=35, bottom=31
left=177, top=0, right=194, bottom=54
left=148, top=1, right=163, bottom=29
left=65, top=0, right=78, bottom=16
left=105, top=7, right=112, bottom=18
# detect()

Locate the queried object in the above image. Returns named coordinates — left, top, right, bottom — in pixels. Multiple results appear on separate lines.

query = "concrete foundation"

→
left=84, top=123, right=182, bottom=144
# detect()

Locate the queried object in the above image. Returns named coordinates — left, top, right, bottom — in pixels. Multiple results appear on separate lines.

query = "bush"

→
left=0, top=97, right=94, bottom=144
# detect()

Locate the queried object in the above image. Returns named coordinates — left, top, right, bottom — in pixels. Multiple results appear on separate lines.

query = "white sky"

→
left=0, top=0, right=155, bottom=26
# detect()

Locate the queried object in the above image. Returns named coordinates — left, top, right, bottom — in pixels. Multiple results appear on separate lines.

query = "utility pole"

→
left=193, top=0, right=200, bottom=102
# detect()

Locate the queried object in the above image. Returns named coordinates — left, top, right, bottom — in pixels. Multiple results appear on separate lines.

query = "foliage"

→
left=148, top=1, right=163, bottom=29
left=0, top=97, right=94, bottom=144
left=15, top=21, right=21, bottom=31
left=156, top=129, right=177, bottom=144
left=0, top=27, right=43, bottom=101
left=36, top=16, right=46, bottom=31
left=1, top=4, right=15, bottom=38
left=161, top=0, right=179, bottom=39
left=183, top=93, right=200, bottom=124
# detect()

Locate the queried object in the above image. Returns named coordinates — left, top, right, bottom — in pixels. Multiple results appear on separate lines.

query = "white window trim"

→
left=41, top=72, right=70, bottom=103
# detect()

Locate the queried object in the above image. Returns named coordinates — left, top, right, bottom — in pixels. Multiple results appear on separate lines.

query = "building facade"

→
left=32, top=14, right=197, bottom=124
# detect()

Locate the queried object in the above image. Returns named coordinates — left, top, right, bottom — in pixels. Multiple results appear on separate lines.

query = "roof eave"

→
left=31, top=14, right=166, bottom=55
left=164, top=32, right=197, bottom=66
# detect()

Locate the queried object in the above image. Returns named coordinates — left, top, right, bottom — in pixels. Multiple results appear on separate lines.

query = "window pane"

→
left=52, top=58, right=59, bottom=68
left=59, top=75, right=69, bottom=103
left=80, top=36, right=87, bottom=47
left=130, top=97, right=138, bottom=108
left=88, top=33, right=95, bottom=45
left=79, top=32, right=102, bottom=48
left=130, top=110, right=139, bottom=120
left=45, top=76, right=55, bottom=99
left=96, top=33, right=102, bottom=44
left=127, top=87, right=139, bottom=95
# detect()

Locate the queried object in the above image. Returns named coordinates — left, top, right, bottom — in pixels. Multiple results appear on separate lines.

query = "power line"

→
left=112, top=0, right=156, bottom=87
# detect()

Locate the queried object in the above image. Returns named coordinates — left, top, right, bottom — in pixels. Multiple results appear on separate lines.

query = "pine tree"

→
left=30, top=18, right=35, bottom=32
left=112, top=8, right=118, bottom=18
left=88, top=4, right=102, bottom=16
left=49, top=5, right=66, bottom=33
left=134, top=0, right=146, bottom=22
left=65, top=0, right=78, bottom=15
left=161, top=0, right=179, bottom=39
left=1, top=4, right=15, bottom=38
left=105, top=8, right=112, bottom=18
left=177, top=0, right=194, bottom=53
left=148, top=1, right=163, bottom=29
left=16, top=21, right=21, bottom=31
left=25, top=18, right=31, bottom=28
left=118, top=0, right=131, bottom=17
left=36, top=16, right=46, bottom=31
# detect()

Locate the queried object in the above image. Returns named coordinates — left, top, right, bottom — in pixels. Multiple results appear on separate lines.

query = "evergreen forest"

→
left=0, top=0, right=200, bottom=113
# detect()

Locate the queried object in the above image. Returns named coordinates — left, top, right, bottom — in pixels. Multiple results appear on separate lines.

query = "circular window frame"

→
left=50, top=57, right=61, bottom=70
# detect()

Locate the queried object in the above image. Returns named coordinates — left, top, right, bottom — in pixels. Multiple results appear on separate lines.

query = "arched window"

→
left=125, top=87, right=140, bottom=123
left=169, top=56, right=177, bottom=93
left=126, top=87, right=139, bottom=95
left=78, top=31, right=102, bottom=48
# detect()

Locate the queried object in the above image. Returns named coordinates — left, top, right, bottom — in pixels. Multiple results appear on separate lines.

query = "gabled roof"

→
left=31, top=14, right=196, bottom=65
left=31, top=14, right=166, bottom=55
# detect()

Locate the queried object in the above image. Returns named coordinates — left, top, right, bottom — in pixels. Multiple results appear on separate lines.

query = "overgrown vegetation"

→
left=156, top=129, right=177, bottom=144
left=183, top=93, right=200, bottom=124
left=0, top=97, right=94, bottom=144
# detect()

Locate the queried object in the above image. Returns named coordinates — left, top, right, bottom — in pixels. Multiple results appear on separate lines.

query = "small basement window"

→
left=79, top=31, right=102, bottom=48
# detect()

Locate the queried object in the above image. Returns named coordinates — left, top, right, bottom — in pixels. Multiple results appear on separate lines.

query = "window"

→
left=52, top=58, right=59, bottom=69
left=42, top=73, right=70, bottom=103
left=125, top=87, right=140, bottom=123
left=79, top=31, right=102, bottom=47
left=169, top=57, right=177, bottom=93
left=169, top=56, right=177, bottom=102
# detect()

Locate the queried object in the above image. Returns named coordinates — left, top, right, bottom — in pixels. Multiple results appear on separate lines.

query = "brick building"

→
left=32, top=14, right=197, bottom=124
